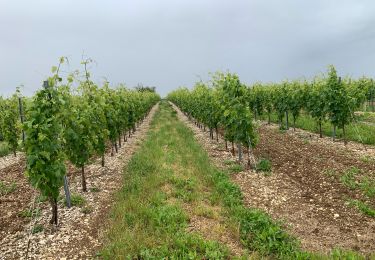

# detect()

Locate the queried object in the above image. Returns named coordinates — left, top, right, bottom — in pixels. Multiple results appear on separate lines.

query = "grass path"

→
left=99, top=102, right=243, bottom=258
left=100, top=101, right=367, bottom=259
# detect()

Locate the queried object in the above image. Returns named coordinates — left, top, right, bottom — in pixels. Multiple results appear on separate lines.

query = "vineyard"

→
left=1, top=64, right=375, bottom=259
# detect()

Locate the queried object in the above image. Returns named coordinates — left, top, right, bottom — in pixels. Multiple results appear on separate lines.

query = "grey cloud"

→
left=0, top=0, right=375, bottom=97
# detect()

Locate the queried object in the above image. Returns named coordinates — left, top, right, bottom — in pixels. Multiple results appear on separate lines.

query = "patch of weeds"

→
left=348, top=200, right=375, bottom=218
left=31, top=224, right=44, bottom=234
left=256, top=158, right=272, bottom=173
left=194, top=204, right=218, bottom=219
left=64, top=193, right=86, bottom=207
left=208, top=192, right=221, bottom=206
left=329, top=248, right=369, bottom=259
left=170, top=178, right=198, bottom=202
left=89, top=186, right=100, bottom=192
left=359, top=177, right=375, bottom=198
left=217, top=143, right=226, bottom=150
left=228, top=163, right=244, bottom=173
left=340, top=167, right=374, bottom=198
left=19, top=208, right=41, bottom=218
left=170, top=109, right=177, bottom=116
left=136, top=232, right=229, bottom=259
left=174, top=178, right=197, bottom=192
left=0, top=181, right=17, bottom=196
left=81, top=206, right=94, bottom=214
left=340, top=167, right=360, bottom=189
left=35, top=194, right=49, bottom=203
left=172, top=189, right=195, bottom=202
left=323, top=169, right=337, bottom=177
left=223, top=159, right=235, bottom=165
left=360, top=155, right=374, bottom=163
left=302, top=138, right=310, bottom=145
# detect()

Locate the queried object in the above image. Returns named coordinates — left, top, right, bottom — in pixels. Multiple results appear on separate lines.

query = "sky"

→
left=0, top=0, right=374, bottom=97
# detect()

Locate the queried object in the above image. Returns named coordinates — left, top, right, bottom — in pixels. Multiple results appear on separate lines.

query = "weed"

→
left=81, top=206, right=94, bottom=214
left=0, top=181, right=17, bottom=196
left=360, top=155, right=374, bottom=163
left=19, top=208, right=41, bottom=218
left=194, top=204, right=218, bottom=219
left=348, top=200, right=375, bottom=218
left=35, top=194, right=48, bottom=203
left=223, top=159, right=235, bottom=165
left=89, top=187, right=100, bottom=192
left=64, top=193, right=86, bottom=207
left=31, top=224, right=44, bottom=234
left=323, top=169, right=337, bottom=177
left=256, top=158, right=272, bottom=173
left=228, top=163, right=244, bottom=173
left=359, top=177, right=375, bottom=198
left=340, top=167, right=360, bottom=189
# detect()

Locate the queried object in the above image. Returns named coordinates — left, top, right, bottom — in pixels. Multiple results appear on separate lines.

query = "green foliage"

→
left=64, top=193, right=86, bottom=207
left=81, top=205, right=94, bottom=214
left=272, top=82, right=290, bottom=127
left=348, top=200, right=375, bottom=218
left=0, top=141, right=10, bottom=157
left=168, top=71, right=258, bottom=165
left=359, top=177, right=375, bottom=198
left=24, top=76, right=67, bottom=204
left=31, top=224, right=44, bottom=234
left=18, top=208, right=41, bottom=218
left=64, top=95, right=94, bottom=169
left=256, top=158, right=272, bottom=173
left=89, top=186, right=101, bottom=192
left=216, top=72, right=257, bottom=148
left=248, top=83, right=267, bottom=119
left=228, top=163, right=245, bottom=173
left=340, top=167, right=360, bottom=189
left=0, top=93, right=21, bottom=155
left=305, top=78, right=328, bottom=135
left=0, top=57, right=159, bottom=225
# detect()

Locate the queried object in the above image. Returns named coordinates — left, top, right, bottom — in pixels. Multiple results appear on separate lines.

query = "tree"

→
left=1, top=94, right=20, bottom=156
left=289, top=80, right=306, bottom=131
left=272, top=82, right=289, bottom=129
left=64, top=94, right=95, bottom=192
left=323, top=66, right=360, bottom=143
left=24, top=67, right=67, bottom=224
left=305, top=78, right=327, bottom=138
left=215, top=72, right=258, bottom=166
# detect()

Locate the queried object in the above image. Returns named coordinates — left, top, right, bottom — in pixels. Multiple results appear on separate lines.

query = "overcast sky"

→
left=0, top=0, right=374, bottom=97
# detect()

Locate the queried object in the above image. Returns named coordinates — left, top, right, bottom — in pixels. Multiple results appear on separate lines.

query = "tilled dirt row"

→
left=0, top=104, right=158, bottom=260
left=172, top=104, right=375, bottom=256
